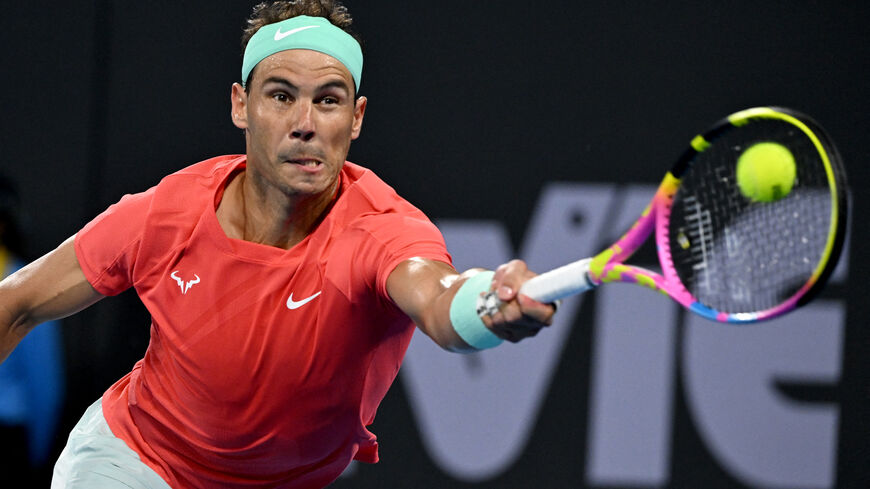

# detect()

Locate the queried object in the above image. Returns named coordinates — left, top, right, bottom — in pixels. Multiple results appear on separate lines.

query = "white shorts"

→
left=52, top=399, right=172, bottom=489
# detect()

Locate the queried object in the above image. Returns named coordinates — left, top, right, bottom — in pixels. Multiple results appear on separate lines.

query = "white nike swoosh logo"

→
left=274, top=25, right=319, bottom=41
left=286, top=291, right=322, bottom=310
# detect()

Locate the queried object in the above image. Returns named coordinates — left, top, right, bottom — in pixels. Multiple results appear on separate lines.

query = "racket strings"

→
left=667, top=119, right=835, bottom=314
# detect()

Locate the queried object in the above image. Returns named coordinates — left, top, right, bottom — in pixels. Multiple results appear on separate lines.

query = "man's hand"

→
left=387, top=258, right=556, bottom=351
left=479, top=259, right=556, bottom=343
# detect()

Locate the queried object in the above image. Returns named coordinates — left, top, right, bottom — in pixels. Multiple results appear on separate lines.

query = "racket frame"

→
left=478, top=107, right=847, bottom=324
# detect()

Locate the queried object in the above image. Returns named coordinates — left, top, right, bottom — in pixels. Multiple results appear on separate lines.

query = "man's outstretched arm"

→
left=0, top=236, right=104, bottom=364
left=387, top=257, right=555, bottom=352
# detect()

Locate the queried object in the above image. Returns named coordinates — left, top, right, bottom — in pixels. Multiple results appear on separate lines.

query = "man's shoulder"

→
left=335, top=162, right=441, bottom=244
left=167, top=155, right=245, bottom=183
left=151, top=155, right=243, bottom=198
left=340, top=162, right=422, bottom=217
left=114, top=155, right=240, bottom=227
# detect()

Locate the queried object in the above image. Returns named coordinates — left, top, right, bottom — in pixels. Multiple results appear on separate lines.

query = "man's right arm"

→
left=0, top=236, right=105, bottom=364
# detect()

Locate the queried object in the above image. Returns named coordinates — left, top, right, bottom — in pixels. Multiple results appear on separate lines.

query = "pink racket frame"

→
left=586, top=172, right=800, bottom=323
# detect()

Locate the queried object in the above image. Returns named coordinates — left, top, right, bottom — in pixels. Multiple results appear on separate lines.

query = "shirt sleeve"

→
left=356, top=212, right=453, bottom=302
left=74, top=187, right=155, bottom=296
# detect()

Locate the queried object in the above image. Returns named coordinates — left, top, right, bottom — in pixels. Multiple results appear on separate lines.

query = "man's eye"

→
left=273, top=93, right=289, bottom=102
left=320, top=96, right=339, bottom=105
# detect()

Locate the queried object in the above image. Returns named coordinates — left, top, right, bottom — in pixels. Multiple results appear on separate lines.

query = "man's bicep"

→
left=1, top=236, right=105, bottom=330
left=386, top=258, right=474, bottom=349
left=387, top=258, right=457, bottom=326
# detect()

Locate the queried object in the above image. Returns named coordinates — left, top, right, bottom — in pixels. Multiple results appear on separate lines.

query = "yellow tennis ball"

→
left=736, top=142, right=796, bottom=202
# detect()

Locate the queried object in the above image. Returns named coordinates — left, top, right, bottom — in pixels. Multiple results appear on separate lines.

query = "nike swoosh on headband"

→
left=274, top=25, right=319, bottom=41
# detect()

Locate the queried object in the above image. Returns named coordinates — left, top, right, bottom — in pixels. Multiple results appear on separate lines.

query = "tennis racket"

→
left=479, top=107, right=848, bottom=323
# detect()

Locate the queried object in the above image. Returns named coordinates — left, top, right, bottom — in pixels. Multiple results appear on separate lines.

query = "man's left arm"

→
left=386, top=257, right=556, bottom=352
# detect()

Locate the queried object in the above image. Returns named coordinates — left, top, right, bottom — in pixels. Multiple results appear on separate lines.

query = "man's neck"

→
left=216, top=170, right=338, bottom=250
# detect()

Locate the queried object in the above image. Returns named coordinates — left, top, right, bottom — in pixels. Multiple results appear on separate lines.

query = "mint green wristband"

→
left=449, top=271, right=503, bottom=350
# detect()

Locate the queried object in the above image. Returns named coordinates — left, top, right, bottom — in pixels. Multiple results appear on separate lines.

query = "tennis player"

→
left=0, top=1, right=556, bottom=487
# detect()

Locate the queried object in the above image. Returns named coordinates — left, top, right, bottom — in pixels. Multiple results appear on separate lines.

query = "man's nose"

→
left=290, top=102, right=315, bottom=141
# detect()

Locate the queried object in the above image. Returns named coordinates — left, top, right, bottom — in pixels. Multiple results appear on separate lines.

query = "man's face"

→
left=231, top=49, right=366, bottom=199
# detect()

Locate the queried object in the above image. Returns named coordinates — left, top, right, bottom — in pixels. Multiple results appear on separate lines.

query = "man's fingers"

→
left=491, top=260, right=531, bottom=301
left=476, top=260, right=556, bottom=344
left=490, top=317, right=546, bottom=342
left=496, top=285, right=514, bottom=302
left=516, top=294, right=557, bottom=325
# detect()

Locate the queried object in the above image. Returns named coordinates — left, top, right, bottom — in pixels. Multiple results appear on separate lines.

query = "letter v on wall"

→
left=400, top=184, right=618, bottom=481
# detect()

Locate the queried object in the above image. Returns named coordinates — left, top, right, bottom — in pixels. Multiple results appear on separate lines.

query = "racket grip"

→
left=476, top=258, right=595, bottom=317
left=520, top=258, right=596, bottom=302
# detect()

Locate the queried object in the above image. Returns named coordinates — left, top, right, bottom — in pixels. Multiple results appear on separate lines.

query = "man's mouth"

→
left=288, top=158, right=322, bottom=168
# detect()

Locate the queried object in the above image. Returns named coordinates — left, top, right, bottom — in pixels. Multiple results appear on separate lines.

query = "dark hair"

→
left=241, top=0, right=364, bottom=92
left=0, top=176, right=26, bottom=258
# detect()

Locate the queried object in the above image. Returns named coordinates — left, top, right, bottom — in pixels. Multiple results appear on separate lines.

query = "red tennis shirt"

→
left=74, top=155, right=451, bottom=488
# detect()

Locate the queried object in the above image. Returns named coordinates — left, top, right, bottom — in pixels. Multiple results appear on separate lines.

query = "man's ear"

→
left=231, top=83, right=249, bottom=130
left=351, top=96, right=367, bottom=140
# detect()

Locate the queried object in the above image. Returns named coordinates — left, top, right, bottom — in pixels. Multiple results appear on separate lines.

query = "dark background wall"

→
left=1, top=1, right=868, bottom=487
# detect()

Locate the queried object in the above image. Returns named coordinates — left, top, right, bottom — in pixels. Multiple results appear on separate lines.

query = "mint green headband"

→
left=242, top=15, right=363, bottom=91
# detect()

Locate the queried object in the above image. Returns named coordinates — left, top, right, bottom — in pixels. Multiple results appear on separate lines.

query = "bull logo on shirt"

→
left=170, top=271, right=201, bottom=295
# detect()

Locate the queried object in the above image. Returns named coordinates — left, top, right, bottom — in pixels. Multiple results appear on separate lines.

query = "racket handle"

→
left=476, top=258, right=595, bottom=317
